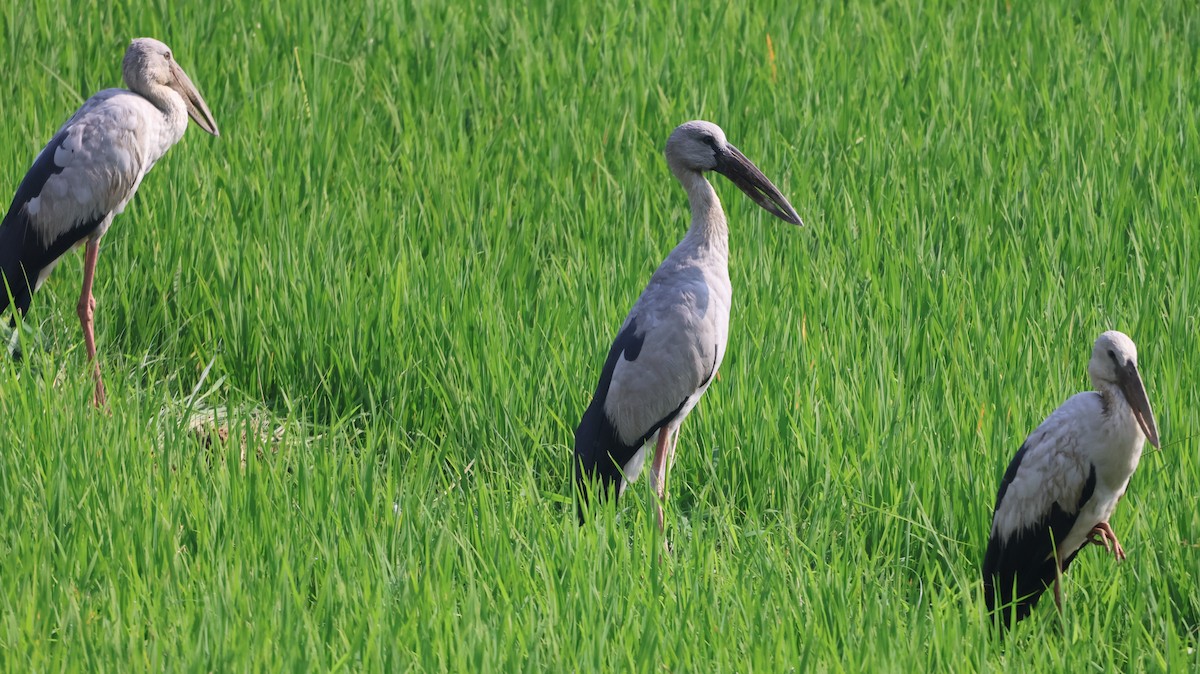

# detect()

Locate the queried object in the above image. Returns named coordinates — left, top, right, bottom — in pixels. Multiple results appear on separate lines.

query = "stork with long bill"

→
left=0, top=37, right=219, bottom=406
left=983, top=330, right=1160, bottom=626
left=574, top=120, right=803, bottom=534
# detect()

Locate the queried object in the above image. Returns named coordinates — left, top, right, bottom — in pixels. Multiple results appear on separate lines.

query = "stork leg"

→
left=666, top=428, right=680, bottom=472
left=1087, top=522, right=1126, bottom=561
left=76, top=239, right=106, bottom=407
left=1052, top=550, right=1065, bottom=613
left=649, top=427, right=672, bottom=535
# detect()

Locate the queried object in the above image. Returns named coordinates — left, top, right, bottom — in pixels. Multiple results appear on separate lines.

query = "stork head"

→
left=664, top=120, right=803, bottom=226
left=1088, top=330, right=1160, bottom=447
left=123, top=38, right=220, bottom=137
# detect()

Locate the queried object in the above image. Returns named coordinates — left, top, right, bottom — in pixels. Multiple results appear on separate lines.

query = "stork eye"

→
left=1107, top=349, right=1119, bottom=365
left=165, top=51, right=173, bottom=61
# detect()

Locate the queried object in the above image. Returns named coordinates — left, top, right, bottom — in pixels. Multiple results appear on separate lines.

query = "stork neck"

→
left=132, top=81, right=188, bottom=131
left=676, top=169, right=729, bottom=251
left=1096, top=381, right=1131, bottom=422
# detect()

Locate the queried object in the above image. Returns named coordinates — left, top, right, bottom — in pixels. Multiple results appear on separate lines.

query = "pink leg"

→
left=77, top=239, right=106, bottom=407
left=1087, top=522, right=1126, bottom=561
left=649, top=427, right=672, bottom=535
left=666, top=428, right=680, bottom=473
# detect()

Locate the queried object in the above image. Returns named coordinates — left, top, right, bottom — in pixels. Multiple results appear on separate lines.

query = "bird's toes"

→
left=92, top=382, right=108, bottom=410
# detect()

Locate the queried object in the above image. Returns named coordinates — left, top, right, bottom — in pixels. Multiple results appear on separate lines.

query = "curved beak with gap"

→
left=715, top=144, right=803, bottom=226
left=1119, top=361, right=1160, bottom=448
left=169, top=61, right=219, bottom=137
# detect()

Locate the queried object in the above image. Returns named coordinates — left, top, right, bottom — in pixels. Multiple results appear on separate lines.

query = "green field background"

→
left=0, top=0, right=1197, bottom=670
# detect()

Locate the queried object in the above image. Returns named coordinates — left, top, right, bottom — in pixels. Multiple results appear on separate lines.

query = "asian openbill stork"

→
left=574, top=120, right=803, bottom=533
left=0, top=37, right=219, bottom=406
left=983, top=330, right=1160, bottom=626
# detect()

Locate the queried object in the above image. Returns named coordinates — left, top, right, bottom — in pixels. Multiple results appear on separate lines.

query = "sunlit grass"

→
left=0, top=0, right=1197, bottom=670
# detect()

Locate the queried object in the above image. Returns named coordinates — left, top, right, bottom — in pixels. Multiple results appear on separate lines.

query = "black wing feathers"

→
left=983, top=445, right=1098, bottom=626
left=0, top=131, right=105, bottom=315
left=574, top=318, right=646, bottom=520
left=573, top=315, right=690, bottom=522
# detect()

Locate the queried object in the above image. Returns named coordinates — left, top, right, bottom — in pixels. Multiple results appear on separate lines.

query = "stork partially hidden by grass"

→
left=574, top=120, right=802, bottom=534
left=983, top=330, right=1160, bottom=627
left=0, top=38, right=219, bottom=406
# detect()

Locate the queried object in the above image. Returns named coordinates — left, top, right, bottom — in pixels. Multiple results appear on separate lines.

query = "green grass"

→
left=1, top=0, right=1198, bottom=670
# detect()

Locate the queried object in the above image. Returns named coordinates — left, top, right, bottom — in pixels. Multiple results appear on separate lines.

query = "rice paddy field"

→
left=0, top=0, right=1198, bottom=670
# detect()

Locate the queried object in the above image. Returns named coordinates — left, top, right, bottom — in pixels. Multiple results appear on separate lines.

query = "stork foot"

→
left=76, top=293, right=106, bottom=408
left=1088, top=522, right=1126, bottom=561
left=92, top=376, right=107, bottom=409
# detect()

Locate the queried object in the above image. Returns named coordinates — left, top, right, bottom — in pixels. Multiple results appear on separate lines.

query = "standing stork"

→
left=574, top=120, right=803, bottom=531
left=0, top=37, right=219, bottom=406
left=983, top=330, right=1160, bottom=626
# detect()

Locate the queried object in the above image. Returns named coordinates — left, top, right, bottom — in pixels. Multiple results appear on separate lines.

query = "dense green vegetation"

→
left=0, top=0, right=1197, bottom=669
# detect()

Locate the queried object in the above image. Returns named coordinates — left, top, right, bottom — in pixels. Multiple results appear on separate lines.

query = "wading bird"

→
left=0, top=37, right=219, bottom=406
left=574, top=120, right=802, bottom=532
left=983, top=330, right=1160, bottom=626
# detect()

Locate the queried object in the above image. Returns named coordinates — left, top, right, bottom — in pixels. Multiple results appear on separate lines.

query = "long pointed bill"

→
left=170, top=61, right=219, bottom=137
left=714, top=144, right=803, bottom=226
left=1119, top=362, right=1160, bottom=448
